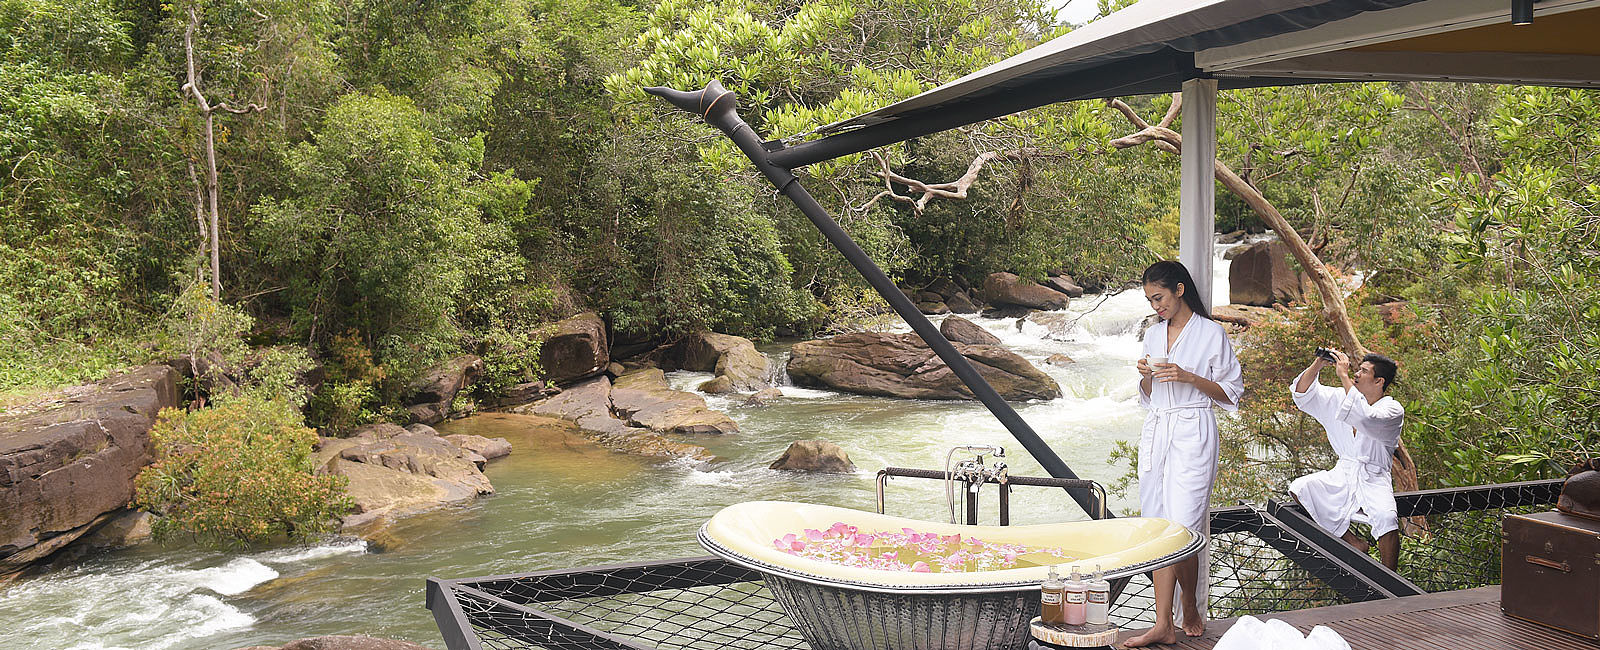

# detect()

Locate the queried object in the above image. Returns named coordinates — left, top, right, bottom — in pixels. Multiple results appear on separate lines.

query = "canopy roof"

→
left=768, top=0, right=1600, bottom=168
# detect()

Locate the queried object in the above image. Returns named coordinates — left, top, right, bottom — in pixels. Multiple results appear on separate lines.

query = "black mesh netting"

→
left=433, top=480, right=1561, bottom=650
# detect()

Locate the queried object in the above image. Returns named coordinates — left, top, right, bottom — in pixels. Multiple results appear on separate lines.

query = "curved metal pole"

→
left=645, top=80, right=1106, bottom=519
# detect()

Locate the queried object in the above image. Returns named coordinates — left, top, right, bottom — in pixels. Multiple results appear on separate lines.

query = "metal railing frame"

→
left=426, top=478, right=1563, bottom=650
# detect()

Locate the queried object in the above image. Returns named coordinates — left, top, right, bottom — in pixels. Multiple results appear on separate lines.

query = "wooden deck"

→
left=1116, top=586, right=1598, bottom=649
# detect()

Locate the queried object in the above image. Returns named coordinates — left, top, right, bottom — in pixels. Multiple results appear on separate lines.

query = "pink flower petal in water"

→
left=805, top=529, right=824, bottom=541
left=853, top=534, right=875, bottom=547
left=911, top=561, right=932, bottom=573
left=828, top=522, right=849, bottom=537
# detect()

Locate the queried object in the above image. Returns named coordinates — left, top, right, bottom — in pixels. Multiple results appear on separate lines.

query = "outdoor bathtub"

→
left=699, top=500, right=1202, bottom=650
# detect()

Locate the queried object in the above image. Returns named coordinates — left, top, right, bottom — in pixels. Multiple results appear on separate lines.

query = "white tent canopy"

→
left=775, top=0, right=1600, bottom=309
left=818, top=0, right=1600, bottom=135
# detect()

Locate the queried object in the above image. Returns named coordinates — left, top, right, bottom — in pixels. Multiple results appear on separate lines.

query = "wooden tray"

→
left=1029, top=617, right=1120, bottom=647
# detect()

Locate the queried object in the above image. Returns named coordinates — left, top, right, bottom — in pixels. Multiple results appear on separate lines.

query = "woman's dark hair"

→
left=1363, top=353, right=1398, bottom=392
left=1142, top=260, right=1210, bottom=320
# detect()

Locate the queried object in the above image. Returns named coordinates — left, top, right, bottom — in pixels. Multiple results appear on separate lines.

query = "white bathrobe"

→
left=1287, top=373, right=1404, bottom=538
left=1139, top=315, right=1244, bottom=620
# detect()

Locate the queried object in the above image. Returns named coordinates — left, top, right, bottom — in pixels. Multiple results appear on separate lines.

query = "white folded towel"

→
left=1212, top=615, right=1351, bottom=650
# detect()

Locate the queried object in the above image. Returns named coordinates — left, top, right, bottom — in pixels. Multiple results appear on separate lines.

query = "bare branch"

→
left=1157, top=92, right=1182, bottom=129
left=216, top=102, right=267, bottom=115
left=868, top=149, right=1043, bottom=216
left=1105, top=98, right=1151, bottom=130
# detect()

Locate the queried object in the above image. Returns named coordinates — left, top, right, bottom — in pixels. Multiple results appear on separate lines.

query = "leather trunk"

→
left=1502, top=511, right=1600, bottom=639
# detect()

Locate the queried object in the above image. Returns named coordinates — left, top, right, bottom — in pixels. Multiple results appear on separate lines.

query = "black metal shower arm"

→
left=644, top=80, right=1107, bottom=519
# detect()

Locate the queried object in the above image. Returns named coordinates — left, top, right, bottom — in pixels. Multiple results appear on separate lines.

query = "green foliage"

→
left=307, top=331, right=386, bottom=435
left=134, top=394, right=351, bottom=547
left=158, top=283, right=251, bottom=367
left=1404, top=87, right=1600, bottom=485
left=251, top=90, right=489, bottom=374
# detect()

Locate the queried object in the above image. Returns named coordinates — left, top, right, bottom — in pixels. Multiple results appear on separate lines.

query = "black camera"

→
left=1314, top=347, right=1337, bottom=362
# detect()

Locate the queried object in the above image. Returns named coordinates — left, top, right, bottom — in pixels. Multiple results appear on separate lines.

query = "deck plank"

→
left=1114, top=586, right=1596, bottom=650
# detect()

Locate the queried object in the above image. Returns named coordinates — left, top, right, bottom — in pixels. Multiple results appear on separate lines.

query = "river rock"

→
left=675, top=332, right=769, bottom=392
left=316, top=424, right=493, bottom=528
left=940, top=315, right=1002, bottom=346
left=786, top=332, right=1061, bottom=401
left=981, top=272, right=1069, bottom=310
left=917, top=301, right=950, bottom=315
left=443, top=434, right=511, bottom=461
left=1210, top=303, right=1287, bottom=335
left=925, top=278, right=962, bottom=300
left=746, top=387, right=783, bottom=405
left=697, top=375, right=734, bottom=394
left=945, top=291, right=980, bottom=314
left=1229, top=240, right=1303, bottom=306
left=235, top=636, right=434, bottom=650
left=1022, top=311, right=1078, bottom=341
left=1, top=364, right=178, bottom=581
left=770, top=440, right=856, bottom=473
left=981, top=303, right=1032, bottom=319
left=1044, top=274, right=1085, bottom=298
left=77, top=509, right=154, bottom=550
left=512, top=377, right=712, bottom=460
left=485, top=380, right=554, bottom=408
left=404, top=355, right=483, bottom=425
left=612, top=369, right=738, bottom=435
left=1045, top=354, right=1076, bottom=367
left=540, top=312, right=609, bottom=386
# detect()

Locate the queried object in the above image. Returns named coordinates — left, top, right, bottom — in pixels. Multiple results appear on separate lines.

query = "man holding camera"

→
left=1288, top=348, right=1405, bottom=569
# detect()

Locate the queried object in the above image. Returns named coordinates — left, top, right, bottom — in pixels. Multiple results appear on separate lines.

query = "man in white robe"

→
left=1288, top=350, right=1404, bottom=569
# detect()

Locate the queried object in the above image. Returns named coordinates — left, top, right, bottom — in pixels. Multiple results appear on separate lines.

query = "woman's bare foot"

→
left=1180, top=606, right=1206, bottom=637
left=1123, top=622, right=1177, bottom=647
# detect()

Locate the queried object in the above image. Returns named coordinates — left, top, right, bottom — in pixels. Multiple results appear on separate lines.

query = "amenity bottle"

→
left=1063, top=565, right=1087, bottom=625
left=1040, top=565, right=1065, bottom=624
left=1086, top=565, right=1110, bottom=625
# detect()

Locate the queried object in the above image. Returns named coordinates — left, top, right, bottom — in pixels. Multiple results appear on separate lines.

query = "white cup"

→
left=1149, top=355, right=1168, bottom=367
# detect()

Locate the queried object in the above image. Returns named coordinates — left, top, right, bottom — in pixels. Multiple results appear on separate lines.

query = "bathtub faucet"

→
left=945, top=445, right=1008, bottom=524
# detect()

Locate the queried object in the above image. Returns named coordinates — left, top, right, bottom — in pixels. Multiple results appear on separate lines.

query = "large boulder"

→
left=770, top=440, right=856, bottom=473
left=539, top=312, right=609, bottom=386
left=1, top=365, right=178, bottom=580
left=1044, top=274, right=1085, bottom=298
left=786, top=332, right=1061, bottom=401
left=405, top=355, right=483, bottom=425
left=316, top=424, right=494, bottom=528
left=981, top=272, right=1070, bottom=311
left=512, top=377, right=712, bottom=460
left=1229, top=240, right=1303, bottom=306
left=677, top=332, right=770, bottom=392
left=612, top=369, right=739, bottom=435
left=945, top=291, right=980, bottom=314
left=940, top=315, right=1003, bottom=346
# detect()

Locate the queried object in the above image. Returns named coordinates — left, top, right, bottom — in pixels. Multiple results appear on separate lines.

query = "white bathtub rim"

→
left=698, top=500, right=1203, bottom=594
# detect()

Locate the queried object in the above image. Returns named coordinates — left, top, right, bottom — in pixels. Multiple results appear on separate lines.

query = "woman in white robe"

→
left=1124, top=261, right=1244, bottom=648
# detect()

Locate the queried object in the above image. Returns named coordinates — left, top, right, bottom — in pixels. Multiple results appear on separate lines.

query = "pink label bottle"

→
left=1063, top=565, right=1087, bottom=625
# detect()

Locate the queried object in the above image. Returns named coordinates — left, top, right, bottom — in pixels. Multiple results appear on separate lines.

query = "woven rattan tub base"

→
left=764, top=574, right=1040, bottom=650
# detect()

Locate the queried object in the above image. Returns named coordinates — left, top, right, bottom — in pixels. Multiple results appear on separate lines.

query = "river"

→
left=0, top=247, right=1244, bottom=649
